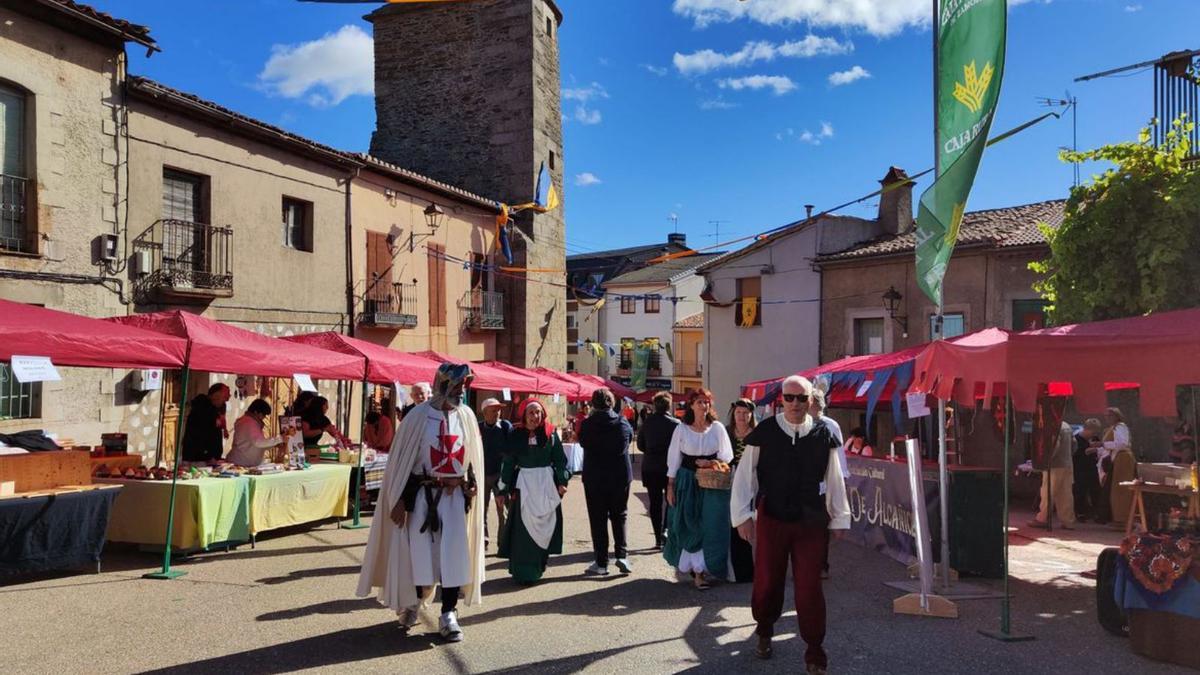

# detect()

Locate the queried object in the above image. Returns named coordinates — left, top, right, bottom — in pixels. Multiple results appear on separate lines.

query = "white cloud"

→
left=641, top=64, right=669, bottom=76
left=718, top=75, right=797, bottom=95
left=574, top=106, right=602, bottom=125
left=671, top=0, right=930, bottom=36
left=795, top=122, right=834, bottom=145
left=673, top=35, right=851, bottom=75
left=563, top=82, right=609, bottom=102
left=700, top=97, right=738, bottom=110
left=828, top=65, right=871, bottom=86
left=259, top=25, right=374, bottom=107
left=575, top=172, right=602, bottom=187
left=599, top=57, right=611, bottom=66
left=820, top=121, right=834, bottom=138
left=1124, top=4, right=1142, bottom=11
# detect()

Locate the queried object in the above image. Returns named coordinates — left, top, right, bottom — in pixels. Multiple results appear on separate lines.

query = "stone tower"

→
left=367, top=0, right=566, bottom=370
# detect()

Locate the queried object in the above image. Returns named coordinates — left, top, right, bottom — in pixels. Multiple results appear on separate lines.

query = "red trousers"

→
left=752, top=507, right=828, bottom=667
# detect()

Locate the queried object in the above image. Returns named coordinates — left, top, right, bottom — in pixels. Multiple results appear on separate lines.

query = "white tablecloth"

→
left=563, top=443, right=583, bottom=474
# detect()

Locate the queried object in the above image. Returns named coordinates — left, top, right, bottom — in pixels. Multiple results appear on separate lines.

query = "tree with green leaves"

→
left=1031, top=117, right=1200, bottom=325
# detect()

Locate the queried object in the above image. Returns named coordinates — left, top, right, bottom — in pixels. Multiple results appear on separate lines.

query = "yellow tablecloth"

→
left=95, top=477, right=250, bottom=551
left=245, top=464, right=350, bottom=534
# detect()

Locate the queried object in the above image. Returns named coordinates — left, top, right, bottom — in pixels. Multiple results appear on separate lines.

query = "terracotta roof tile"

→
left=40, top=0, right=157, bottom=49
left=674, top=313, right=704, bottom=329
left=816, top=199, right=1065, bottom=262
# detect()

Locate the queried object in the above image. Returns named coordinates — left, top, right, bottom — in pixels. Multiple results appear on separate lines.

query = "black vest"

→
left=748, top=417, right=834, bottom=525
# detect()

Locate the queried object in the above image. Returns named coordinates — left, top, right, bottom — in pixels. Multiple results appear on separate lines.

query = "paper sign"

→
left=553, top=393, right=561, bottom=403
left=502, top=387, right=512, bottom=401
left=856, top=380, right=873, bottom=398
left=293, top=373, right=317, bottom=392
left=10, top=356, right=61, bottom=383
left=906, top=392, right=931, bottom=418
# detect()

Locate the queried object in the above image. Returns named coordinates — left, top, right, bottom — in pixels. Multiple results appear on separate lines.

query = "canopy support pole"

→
left=144, top=362, right=190, bottom=580
left=981, top=391, right=1034, bottom=641
left=345, top=375, right=370, bottom=529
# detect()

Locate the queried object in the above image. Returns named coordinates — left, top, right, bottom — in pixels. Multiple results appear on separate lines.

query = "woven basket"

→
left=695, top=468, right=733, bottom=490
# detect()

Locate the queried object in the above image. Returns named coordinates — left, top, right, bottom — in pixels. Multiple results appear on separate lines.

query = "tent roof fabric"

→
left=283, top=333, right=439, bottom=385
left=108, top=311, right=365, bottom=380
left=913, top=309, right=1200, bottom=416
left=415, top=352, right=539, bottom=393
left=0, top=299, right=187, bottom=369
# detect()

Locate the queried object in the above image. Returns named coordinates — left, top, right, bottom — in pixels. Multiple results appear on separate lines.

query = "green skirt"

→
left=663, top=466, right=730, bottom=576
left=497, top=497, right=564, bottom=583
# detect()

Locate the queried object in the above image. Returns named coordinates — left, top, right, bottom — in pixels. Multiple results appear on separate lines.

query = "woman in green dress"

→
left=497, top=398, right=571, bottom=584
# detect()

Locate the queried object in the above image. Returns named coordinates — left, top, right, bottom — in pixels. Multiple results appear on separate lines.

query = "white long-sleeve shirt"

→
left=666, top=421, right=734, bottom=478
left=730, top=413, right=851, bottom=530
left=1102, top=422, right=1131, bottom=452
left=227, top=414, right=282, bottom=467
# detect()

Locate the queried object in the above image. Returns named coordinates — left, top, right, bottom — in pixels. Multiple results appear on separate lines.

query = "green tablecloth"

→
left=244, top=464, right=350, bottom=534
left=96, top=477, right=250, bottom=551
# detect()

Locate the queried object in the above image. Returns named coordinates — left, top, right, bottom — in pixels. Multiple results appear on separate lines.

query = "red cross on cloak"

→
left=430, top=425, right=465, bottom=475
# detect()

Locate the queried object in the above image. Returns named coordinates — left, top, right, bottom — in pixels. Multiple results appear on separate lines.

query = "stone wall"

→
left=369, top=0, right=566, bottom=370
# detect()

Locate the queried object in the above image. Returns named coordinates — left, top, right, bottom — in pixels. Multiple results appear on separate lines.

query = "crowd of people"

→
left=1028, top=407, right=1136, bottom=529
left=355, top=364, right=847, bottom=674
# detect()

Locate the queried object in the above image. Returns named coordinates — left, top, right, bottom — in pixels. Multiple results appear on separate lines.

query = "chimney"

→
left=878, top=166, right=914, bottom=235
left=667, top=232, right=687, bottom=246
left=804, top=204, right=814, bottom=220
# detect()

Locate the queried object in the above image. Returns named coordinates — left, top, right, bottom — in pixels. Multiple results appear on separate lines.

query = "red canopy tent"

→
left=572, top=373, right=637, bottom=401
left=913, top=309, right=1200, bottom=416
left=414, top=351, right=539, bottom=393
left=528, top=367, right=596, bottom=401
left=0, top=299, right=187, bottom=369
left=108, top=311, right=364, bottom=380
left=283, top=333, right=439, bottom=384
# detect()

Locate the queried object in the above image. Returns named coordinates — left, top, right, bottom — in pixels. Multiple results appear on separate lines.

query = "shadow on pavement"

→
left=257, top=597, right=379, bottom=622
left=256, top=564, right=362, bottom=586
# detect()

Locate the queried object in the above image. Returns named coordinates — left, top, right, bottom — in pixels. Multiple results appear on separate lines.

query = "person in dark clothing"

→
left=400, top=382, right=432, bottom=420
left=1072, top=418, right=1104, bottom=521
left=578, top=387, right=634, bottom=575
left=181, top=383, right=231, bottom=462
left=288, top=391, right=316, bottom=418
left=637, top=392, right=678, bottom=549
left=726, top=398, right=757, bottom=582
left=301, top=396, right=350, bottom=448
left=478, top=397, right=513, bottom=549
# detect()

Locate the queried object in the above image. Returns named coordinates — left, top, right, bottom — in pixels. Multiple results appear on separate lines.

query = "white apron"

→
left=516, top=466, right=560, bottom=550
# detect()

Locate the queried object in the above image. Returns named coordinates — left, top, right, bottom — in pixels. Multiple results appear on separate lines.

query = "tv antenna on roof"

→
left=668, top=213, right=679, bottom=232
left=1037, top=92, right=1078, bottom=187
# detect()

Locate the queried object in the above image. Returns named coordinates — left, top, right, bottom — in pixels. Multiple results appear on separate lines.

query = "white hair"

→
left=411, top=382, right=432, bottom=396
left=810, top=388, right=826, bottom=411
left=781, top=375, right=813, bottom=393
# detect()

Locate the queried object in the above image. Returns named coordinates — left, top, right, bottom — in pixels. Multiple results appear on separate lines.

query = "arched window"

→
left=0, top=82, right=29, bottom=252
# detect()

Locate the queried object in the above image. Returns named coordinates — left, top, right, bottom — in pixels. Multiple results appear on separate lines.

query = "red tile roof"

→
left=674, top=313, right=704, bottom=329
left=37, top=0, right=158, bottom=50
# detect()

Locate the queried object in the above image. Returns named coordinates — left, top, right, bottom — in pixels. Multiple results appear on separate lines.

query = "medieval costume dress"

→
left=726, top=426, right=755, bottom=583
left=731, top=411, right=849, bottom=671
left=497, top=399, right=571, bottom=584
left=663, top=421, right=735, bottom=584
left=356, top=364, right=486, bottom=641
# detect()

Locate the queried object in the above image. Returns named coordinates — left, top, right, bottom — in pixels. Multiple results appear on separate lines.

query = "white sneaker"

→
left=439, top=611, right=463, bottom=642
left=397, top=607, right=419, bottom=632
left=614, top=558, right=633, bottom=574
left=585, top=562, right=610, bottom=576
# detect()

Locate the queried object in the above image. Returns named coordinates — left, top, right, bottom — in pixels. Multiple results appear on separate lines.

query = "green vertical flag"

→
left=630, top=346, right=650, bottom=391
left=915, top=0, right=1007, bottom=306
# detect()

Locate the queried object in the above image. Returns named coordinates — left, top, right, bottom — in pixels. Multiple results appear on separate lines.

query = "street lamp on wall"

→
left=409, top=202, right=445, bottom=252
left=882, top=285, right=909, bottom=339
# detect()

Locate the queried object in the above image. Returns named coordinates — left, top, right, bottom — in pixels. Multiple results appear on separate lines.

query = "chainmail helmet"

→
left=429, top=362, right=474, bottom=409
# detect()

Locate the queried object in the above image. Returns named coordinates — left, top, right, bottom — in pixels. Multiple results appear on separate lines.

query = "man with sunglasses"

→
left=730, top=375, right=850, bottom=674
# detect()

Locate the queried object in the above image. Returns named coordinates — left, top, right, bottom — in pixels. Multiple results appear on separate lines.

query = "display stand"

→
left=894, top=439, right=958, bottom=618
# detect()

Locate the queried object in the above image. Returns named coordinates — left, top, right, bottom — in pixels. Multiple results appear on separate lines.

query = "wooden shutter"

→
left=428, top=243, right=446, bottom=327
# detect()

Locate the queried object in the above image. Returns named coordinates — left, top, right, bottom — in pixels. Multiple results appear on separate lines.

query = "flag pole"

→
left=931, top=0, right=953, bottom=593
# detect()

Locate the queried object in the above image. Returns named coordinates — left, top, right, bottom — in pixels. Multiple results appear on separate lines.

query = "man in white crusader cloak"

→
left=357, top=362, right=486, bottom=642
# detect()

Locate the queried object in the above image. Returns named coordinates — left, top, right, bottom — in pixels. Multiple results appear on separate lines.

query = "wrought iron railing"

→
left=1, top=174, right=28, bottom=252
left=362, top=281, right=418, bottom=328
left=675, top=361, right=703, bottom=378
left=133, top=219, right=233, bottom=300
left=461, top=289, right=505, bottom=330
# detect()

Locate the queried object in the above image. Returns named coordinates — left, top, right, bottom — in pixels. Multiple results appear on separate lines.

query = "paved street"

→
left=3, top=460, right=1189, bottom=675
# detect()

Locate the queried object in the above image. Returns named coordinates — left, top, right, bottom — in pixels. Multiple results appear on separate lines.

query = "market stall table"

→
left=0, top=485, right=122, bottom=576
left=245, top=464, right=350, bottom=538
left=96, top=476, right=250, bottom=552
left=1120, top=481, right=1200, bottom=536
left=90, top=455, right=143, bottom=472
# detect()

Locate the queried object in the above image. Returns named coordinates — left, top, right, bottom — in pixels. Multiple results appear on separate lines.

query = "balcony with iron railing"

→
left=460, top=289, right=505, bottom=331
left=1, top=174, right=29, bottom=252
left=132, top=219, right=233, bottom=302
left=674, top=361, right=703, bottom=378
left=361, top=281, right=418, bottom=328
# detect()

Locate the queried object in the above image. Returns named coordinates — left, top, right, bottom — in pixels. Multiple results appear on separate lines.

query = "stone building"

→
left=367, top=0, right=567, bottom=371
left=0, top=0, right=158, bottom=448
left=672, top=313, right=704, bottom=400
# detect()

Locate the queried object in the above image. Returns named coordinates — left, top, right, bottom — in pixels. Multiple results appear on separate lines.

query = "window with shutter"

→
left=282, top=197, right=313, bottom=251
left=428, top=243, right=446, bottom=327
left=735, top=277, right=762, bottom=327
left=0, top=84, right=28, bottom=252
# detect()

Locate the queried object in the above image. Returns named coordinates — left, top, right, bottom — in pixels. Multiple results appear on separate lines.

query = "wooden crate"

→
left=0, top=450, right=92, bottom=493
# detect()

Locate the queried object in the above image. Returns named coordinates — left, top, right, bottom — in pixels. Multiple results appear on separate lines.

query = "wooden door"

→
left=158, top=369, right=183, bottom=467
left=427, top=243, right=446, bottom=327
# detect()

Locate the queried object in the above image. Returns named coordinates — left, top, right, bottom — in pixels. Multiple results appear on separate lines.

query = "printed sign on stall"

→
left=293, top=373, right=318, bottom=392
left=10, top=356, right=61, bottom=383
left=906, top=392, right=931, bottom=418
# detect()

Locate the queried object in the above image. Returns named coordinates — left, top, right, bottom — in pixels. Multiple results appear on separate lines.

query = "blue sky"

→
left=115, top=0, right=1197, bottom=257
